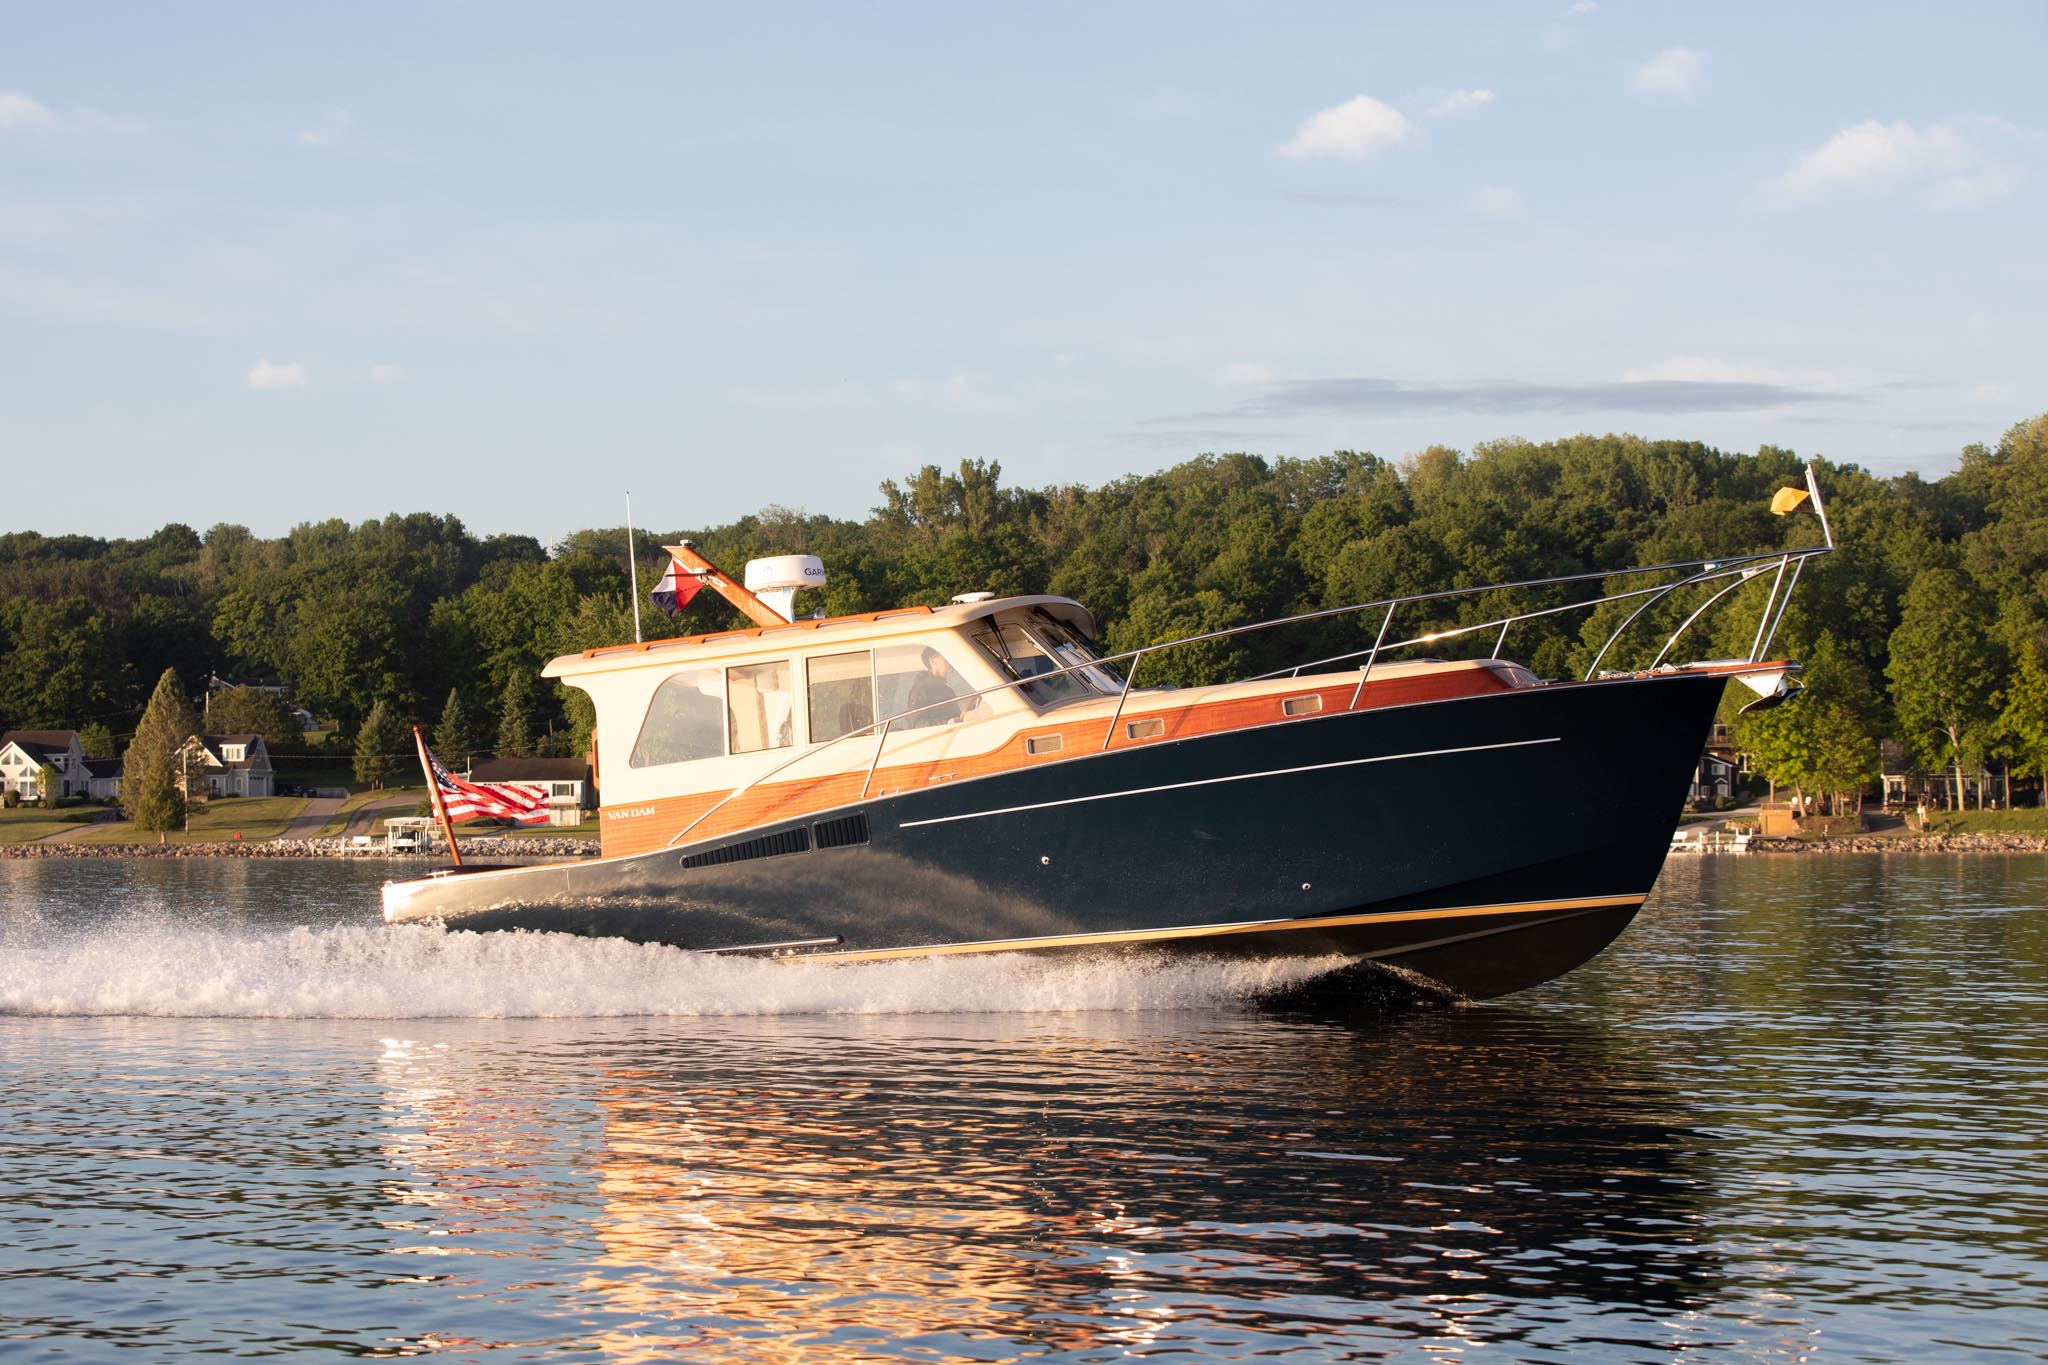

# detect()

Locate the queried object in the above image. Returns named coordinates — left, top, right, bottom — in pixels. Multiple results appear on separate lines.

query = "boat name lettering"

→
left=605, top=806, right=657, bottom=820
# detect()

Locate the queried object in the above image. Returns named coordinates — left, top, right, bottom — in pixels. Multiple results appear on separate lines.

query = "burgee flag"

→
left=1770, top=486, right=1812, bottom=516
left=651, top=558, right=704, bottom=616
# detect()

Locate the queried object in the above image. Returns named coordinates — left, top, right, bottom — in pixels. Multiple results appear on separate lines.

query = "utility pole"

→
left=178, top=736, right=204, bottom=835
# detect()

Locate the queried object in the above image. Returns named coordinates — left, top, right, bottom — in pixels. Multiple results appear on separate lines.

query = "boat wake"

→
left=0, top=919, right=1360, bottom=1019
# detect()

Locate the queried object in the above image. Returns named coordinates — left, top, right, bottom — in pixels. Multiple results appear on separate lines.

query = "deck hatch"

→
left=813, top=812, right=871, bottom=849
left=682, top=826, right=812, bottom=869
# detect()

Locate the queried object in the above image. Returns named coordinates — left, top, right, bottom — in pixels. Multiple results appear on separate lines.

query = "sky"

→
left=3, top=2, right=2044, bottom=544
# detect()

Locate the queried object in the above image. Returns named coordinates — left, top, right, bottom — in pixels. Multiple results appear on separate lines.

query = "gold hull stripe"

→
left=895, top=735, right=1563, bottom=830
left=810, top=893, right=1645, bottom=963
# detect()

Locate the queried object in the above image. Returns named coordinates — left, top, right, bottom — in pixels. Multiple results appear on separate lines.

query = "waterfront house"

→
left=82, top=757, right=124, bottom=801
left=467, top=756, right=593, bottom=826
left=184, top=734, right=275, bottom=798
left=1689, top=720, right=1742, bottom=805
left=0, top=730, right=90, bottom=800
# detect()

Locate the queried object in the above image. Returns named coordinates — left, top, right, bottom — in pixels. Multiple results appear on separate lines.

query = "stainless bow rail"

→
left=664, top=466, right=1834, bottom=848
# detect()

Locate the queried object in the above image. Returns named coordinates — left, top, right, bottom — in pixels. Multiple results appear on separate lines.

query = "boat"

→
left=382, top=470, right=1834, bottom=999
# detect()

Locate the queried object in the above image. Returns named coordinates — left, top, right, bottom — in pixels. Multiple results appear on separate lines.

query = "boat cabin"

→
left=543, top=545, right=1537, bottom=859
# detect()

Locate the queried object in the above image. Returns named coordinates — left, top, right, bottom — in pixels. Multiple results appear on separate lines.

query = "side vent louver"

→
left=813, top=812, right=871, bottom=849
left=682, top=827, right=812, bottom=869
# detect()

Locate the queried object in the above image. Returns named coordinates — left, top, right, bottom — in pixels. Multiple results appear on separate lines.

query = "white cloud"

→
left=1631, top=48, right=1707, bottom=98
left=1622, top=356, right=1854, bottom=390
left=297, top=109, right=352, bottom=147
left=1932, top=164, right=2022, bottom=208
left=1216, top=362, right=1275, bottom=384
left=1280, top=95, right=1414, bottom=161
left=1974, top=383, right=2016, bottom=400
left=246, top=359, right=307, bottom=390
left=369, top=363, right=405, bottom=384
left=1777, top=117, right=2023, bottom=206
left=1470, top=185, right=1525, bottom=218
left=1565, top=1, right=1598, bottom=15
left=1425, top=89, right=1496, bottom=119
left=0, top=91, right=146, bottom=136
left=0, top=90, right=56, bottom=132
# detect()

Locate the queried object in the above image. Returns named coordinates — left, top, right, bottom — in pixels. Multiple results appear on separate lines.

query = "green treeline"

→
left=2, top=414, right=2044, bottom=800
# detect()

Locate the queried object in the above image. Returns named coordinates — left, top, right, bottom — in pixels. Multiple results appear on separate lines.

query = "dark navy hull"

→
left=383, top=672, right=1725, bottom=999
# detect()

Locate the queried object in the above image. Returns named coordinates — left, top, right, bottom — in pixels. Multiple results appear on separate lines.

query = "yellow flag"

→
left=1770, top=486, right=1811, bottom=516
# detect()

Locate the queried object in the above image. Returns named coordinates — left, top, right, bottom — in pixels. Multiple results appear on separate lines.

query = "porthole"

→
left=1124, top=717, right=1165, bottom=739
left=1025, top=734, right=1065, bottom=756
left=1281, top=694, right=1323, bottom=717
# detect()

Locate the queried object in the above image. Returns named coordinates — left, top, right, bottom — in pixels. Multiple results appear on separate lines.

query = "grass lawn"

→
left=1840, top=805, right=2048, bottom=839
left=73, top=796, right=308, bottom=844
left=0, top=804, right=110, bottom=844
left=1918, top=807, right=2048, bottom=835
left=314, top=786, right=428, bottom=837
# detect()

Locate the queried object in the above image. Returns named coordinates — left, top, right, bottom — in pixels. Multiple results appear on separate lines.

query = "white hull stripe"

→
left=895, top=735, right=1561, bottom=830
left=814, top=893, right=1643, bottom=963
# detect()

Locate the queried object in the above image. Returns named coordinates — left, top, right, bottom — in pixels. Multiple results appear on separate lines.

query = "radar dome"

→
left=743, top=555, right=827, bottom=623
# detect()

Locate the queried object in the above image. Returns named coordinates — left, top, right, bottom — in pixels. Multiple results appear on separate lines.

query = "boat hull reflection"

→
left=373, top=1007, right=1722, bottom=1358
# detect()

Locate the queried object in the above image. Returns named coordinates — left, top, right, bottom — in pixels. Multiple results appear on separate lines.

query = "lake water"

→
left=1, top=855, right=2043, bottom=1362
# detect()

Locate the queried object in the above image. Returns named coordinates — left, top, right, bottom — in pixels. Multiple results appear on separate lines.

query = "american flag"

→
left=425, top=747, right=551, bottom=824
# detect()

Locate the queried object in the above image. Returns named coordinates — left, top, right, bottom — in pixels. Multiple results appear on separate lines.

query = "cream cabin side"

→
left=543, top=600, right=1082, bottom=858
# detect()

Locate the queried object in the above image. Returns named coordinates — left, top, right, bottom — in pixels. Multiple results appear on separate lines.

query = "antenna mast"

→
left=626, top=492, right=643, bottom=644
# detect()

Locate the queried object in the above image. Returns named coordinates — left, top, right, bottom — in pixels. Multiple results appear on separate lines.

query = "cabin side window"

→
left=629, top=667, right=726, bottom=768
left=727, top=660, right=795, bottom=754
left=877, top=642, right=981, bottom=729
left=808, top=651, right=876, bottom=744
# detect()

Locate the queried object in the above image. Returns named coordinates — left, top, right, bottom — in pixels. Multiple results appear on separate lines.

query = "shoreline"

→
left=3, top=833, right=2040, bottom=860
left=1748, top=833, right=2046, bottom=854
left=0, top=836, right=600, bottom=860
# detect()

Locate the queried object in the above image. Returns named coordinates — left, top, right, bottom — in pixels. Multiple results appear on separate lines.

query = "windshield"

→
left=969, top=612, right=1123, bottom=706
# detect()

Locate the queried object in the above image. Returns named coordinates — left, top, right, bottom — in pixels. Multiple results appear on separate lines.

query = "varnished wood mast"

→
left=665, top=541, right=788, bottom=629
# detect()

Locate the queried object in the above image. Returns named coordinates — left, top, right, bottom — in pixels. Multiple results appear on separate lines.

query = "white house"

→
left=186, top=733, right=275, bottom=799
left=468, top=756, right=593, bottom=827
left=0, top=730, right=90, bottom=800
left=82, top=757, right=124, bottom=801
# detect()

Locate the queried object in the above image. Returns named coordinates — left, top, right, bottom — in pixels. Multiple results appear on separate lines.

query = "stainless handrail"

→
left=660, top=485, right=1835, bottom=850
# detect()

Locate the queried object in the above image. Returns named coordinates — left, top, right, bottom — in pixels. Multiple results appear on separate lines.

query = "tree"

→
left=433, top=689, right=481, bottom=768
left=353, top=699, right=408, bottom=789
left=1887, top=569, right=2003, bottom=808
left=1996, top=639, right=2048, bottom=798
left=0, top=597, right=128, bottom=729
left=34, top=763, right=58, bottom=807
left=123, top=667, right=199, bottom=831
left=78, top=722, right=117, bottom=760
left=204, top=685, right=302, bottom=753
left=497, top=672, right=536, bottom=759
left=1736, top=632, right=1881, bottom=814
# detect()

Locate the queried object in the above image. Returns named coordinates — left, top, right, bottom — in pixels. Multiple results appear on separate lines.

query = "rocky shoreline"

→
left=6, top=831, right=2037, bottom=860
left=0, top=837, right=600, bottom=860
left=1750, top=833, right=2047, bottom=854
